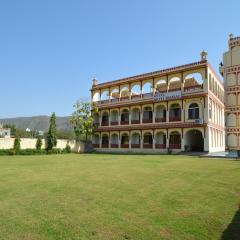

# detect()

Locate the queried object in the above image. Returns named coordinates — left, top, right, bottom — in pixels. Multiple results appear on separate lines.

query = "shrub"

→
left=47, top=148, right=62, bottom=154
left=18, top=149, right=47, bottom=155
left=0, top=149, right=12, bottom=155
left=64, top=144, right=71, bottom=153
left=13, top=137, right=21, bottom=153
left=0, top=148, right=66, bottom=156
left=36, top=137, right=43, bottom=150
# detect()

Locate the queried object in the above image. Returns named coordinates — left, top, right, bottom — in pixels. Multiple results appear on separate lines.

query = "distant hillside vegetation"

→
left=0, top=116, right=72, bottom=132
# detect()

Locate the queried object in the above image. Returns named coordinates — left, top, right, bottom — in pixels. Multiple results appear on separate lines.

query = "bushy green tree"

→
left=56, top=130, right=75, bottom=140
left=36, top=136, right=43, bottom=150
left=70, top=100, right=97, bottom=142
left=46, top=113, right=57, bottom=151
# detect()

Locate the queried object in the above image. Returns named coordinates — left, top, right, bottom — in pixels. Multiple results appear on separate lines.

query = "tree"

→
left=70, top=100, right=97, bottom=142
left=36, top=136, right=43, bottom=150
left=56, top=130, right=75, bottom=140
left=46, top=113, right=57, bottom=151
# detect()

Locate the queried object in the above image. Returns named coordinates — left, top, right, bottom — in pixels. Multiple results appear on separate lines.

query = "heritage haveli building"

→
left=220, top=34, right=240, bottom=151
left=90, top=34, right=240, bottom=153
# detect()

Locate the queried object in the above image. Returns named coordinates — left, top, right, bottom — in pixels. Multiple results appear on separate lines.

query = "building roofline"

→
left=92, top=60, right=209, bottom=90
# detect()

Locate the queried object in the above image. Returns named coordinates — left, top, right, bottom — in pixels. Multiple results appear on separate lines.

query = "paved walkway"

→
left=181, top=151, right=240, bottom=159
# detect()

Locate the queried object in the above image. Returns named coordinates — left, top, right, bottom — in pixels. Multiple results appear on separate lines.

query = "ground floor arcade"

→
left=92, top=127, right=225, bottom=153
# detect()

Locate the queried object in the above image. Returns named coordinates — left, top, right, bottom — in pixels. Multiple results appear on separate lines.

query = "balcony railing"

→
left=120, top=96, right=129, bottom=101
left=155, top=144, right=166, bottom=149
left=142, top=93, right=153, bottom=99
left=111, top=144, right=119, bottom=148
left=121, top=144, right=129, bottom=148
left=169, top=116, right=181, bottom=122
left=101, top=100, right=109, bottom=104
left=131, top=144, right=140, bottom=148
left=111, top=121, right=118, bottom=126
left=101, top=121, right=109, bottom=126
left=121, top=120, right=129, bottom=125
left=131, top=95, right=141, bottom=100
left=111, top=98, right=119, bottom=103
left=94, top=87, right=204, bottom=106
left=92, top=144, right=99, bottom=148
left=143, top=143, right=153, bottom=149
left=184, top=85, right=203, bottom=92
left=131, top=120, right=140, bottom=124
left=169, top=143, right=181, bottom=149
left=142, top=118, right=153, bottom=123
left=101, top=143, right=109, bottom=148
left=155, top=117, right=166, bottom=123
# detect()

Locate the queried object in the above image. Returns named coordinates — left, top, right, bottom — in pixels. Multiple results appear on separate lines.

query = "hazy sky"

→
left=0, top=0, right=239, bottom=118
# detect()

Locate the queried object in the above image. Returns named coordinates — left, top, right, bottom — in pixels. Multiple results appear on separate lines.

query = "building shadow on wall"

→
left=220, top=209, right=240, bottom=240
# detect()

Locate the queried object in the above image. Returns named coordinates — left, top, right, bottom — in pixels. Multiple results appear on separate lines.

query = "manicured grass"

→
left=0, top=154, right=239, bottom=240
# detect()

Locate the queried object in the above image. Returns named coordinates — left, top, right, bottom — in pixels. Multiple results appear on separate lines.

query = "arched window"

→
left=143, top=132, right=153, bottom=148
left=110, top=89, right=119, bottom=102
left=120, top=87, right=129, bottom=99
left=169, top=103, right=181, bottom=122
left=131, top=133, right=140, bottom=145
left=110, top=110, right=118, bottom=125
left=110, top=134, right=119, bottom=148
left=143, top=106, right=153, bottom=123
left=155, top=80, right=167, bottom=92
left=168, top=77, right=181, bottom=91
left=142, top=82, right=153, bottom=94
left=184, top=73, right=203, bottom=92
left=155, top=105, right=166, bottom=122
left=101, top=134, right=109, bottom=148
left=169, top=131, right=181, bottom=149
left=121, top=109, right=129, bottom=124
left=121, top=133, right=129, bottom=148
left=155, top=132, right=166, bottom=149
left=131, top=108, right=140, bottom=124
left=101, top=112, right=109, bottom=126
left=188, top=103, right=199, bottom=120
left=131, top=84, right=141, bottom=99
left=101, top=91, right=109, bottom=101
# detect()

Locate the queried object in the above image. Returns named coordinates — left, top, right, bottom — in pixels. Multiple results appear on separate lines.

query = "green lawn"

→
left=0, top=154, right=239, bottom=240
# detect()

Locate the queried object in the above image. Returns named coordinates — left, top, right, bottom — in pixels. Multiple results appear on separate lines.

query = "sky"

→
left=0, top=0, right=239, bottom=118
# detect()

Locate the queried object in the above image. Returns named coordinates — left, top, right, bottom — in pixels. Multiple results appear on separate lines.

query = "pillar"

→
left=141, top=133, right=143, bottom=149
left=129, top=109, right=131, bottom=125
left=153, top=135, right=155, bottom=150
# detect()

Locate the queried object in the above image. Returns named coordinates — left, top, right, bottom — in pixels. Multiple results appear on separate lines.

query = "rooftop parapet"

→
left=229, top=33, right=240, bottom=49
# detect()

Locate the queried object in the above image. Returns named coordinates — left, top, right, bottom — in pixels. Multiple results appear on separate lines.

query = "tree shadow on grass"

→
left=221, top=210, right=240, bottom=240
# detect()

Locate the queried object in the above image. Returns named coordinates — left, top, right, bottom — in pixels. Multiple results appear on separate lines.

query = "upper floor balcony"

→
left=92, top=72, right=205, bottom=107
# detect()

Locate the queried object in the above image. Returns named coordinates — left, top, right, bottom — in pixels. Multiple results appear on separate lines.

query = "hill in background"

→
left=0, top=116, right=72, bottom=132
